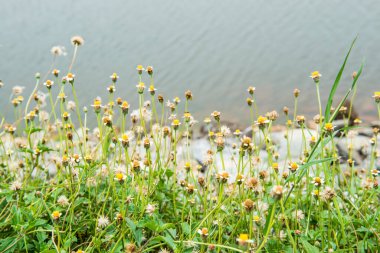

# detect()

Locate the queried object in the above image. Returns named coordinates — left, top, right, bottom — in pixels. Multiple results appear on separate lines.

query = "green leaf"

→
left=24, top=127, right=43, bottom=134
left=181, top=222, right=191, bottom=236
left=324, top=37, right=357, bottom=121
left=299, top=238, right=319, bottom=253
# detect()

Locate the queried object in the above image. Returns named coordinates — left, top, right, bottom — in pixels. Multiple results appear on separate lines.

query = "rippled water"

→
left=1, top=0, right=379, bottom=126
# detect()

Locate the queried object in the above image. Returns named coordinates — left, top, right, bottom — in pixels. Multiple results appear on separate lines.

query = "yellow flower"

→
left=52, top=211, right=61, bottom=220
left=237, top=234, right=253, bottom=245
left=136, top=65, right=145, bottom=72
left=373, top=91, right=380, bottom=103
left=253, top=215, right=261, bottom=223
left=114, top=173, right=126, bottom=182
left=310, top=71, right=321, bottom=82
left=288, top=162, right=299, bottom=172
left=256, top=116, right=269, bottom=127
left=136, top=82, right=145, bottom=93
left=197, top=227, right=209, bottom=237
left=172, top=119, right=181, bottom=129
left=324, top=123, right=334, bottom=133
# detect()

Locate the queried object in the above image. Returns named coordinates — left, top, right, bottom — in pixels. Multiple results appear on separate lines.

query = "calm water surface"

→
left=1, top=0, right=380, bottom=126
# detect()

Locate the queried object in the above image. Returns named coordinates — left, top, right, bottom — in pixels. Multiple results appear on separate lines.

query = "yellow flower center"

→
left=257, top=116, right=268, bottom=124
left=52, top=211, right=61, bottom=219
left=239, top=234, right=249, bottom=241
left=115, top=173, right=124, bottom=181
left=311, top=71, right=321, bottom=78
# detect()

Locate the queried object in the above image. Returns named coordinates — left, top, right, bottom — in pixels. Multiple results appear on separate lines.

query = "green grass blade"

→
left=324, top=37, right=357, bottom=121
left=328, top=62, right=364, bottom=123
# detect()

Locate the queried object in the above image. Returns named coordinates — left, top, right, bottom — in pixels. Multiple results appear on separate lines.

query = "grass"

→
left=0, top=37, right=379, bottom=253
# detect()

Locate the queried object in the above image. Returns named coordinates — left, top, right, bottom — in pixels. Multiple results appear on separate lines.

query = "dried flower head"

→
left=71, top=35, right=84, bottom=46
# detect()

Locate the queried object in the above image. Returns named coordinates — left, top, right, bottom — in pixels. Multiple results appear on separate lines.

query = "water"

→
left=1, top=0, right=379, bottom=126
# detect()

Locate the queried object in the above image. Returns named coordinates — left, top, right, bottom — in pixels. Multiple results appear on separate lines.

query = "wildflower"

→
left=52, top=211, right=62, bottom=220
left=65, top=72, right=75, bottom=83
left=371, top=169, right=379, bottom=177
left=125, top=243, right=137, bottom=253
left=247, top=86, right=256, bottom=95
left=136, top=82, right=145, bottom=93
left=146, top=66, right=153, bottom=75
left=171, top=119, right=181, bottom=130
left=220, top=125, right=231, bottom=136
left=76, top=250, right=85, bottom=253
left=52, top=69, right=60, bottom=77
left=271, top=185, right=283, bottom=199
left=292, top=210, right=305, bottom=221
left=91, top=98, right=102, bottom=113
left=240, top=136, right=252, bottom=150
left=110, top=170, right=125, bottom=183
left=324, top=123, right=334, bottom=133
left=157, top=94, right=164, bottom=103
left=145, top=204, right=156, bottom=216
left=10, top=181, right=22, bottom=191
left=373, top=91, right=380, bottom=103
left=253, top=215, right=261, bottom=223
left=233, top=129, right=242, bottom=138
left=310, top=71, right=322, bottom=82
left=183, top=112, right=192, bottom=123
left=115, top=213, right=123, bottom=223
left=110, top=72, right=119, bottom=82
left=102, top=116, right=112, bottom=127
left=185, top=90, right=193, bottom=100
left=320, top=187, right=336, bottom=202
left=107, top=84, right=116, bottom=93
left=197, top=227, right=209, bottom=237
left=312, top=176, right=324, bottom=187
left=5, top=125, right=16, bottom=135
left=58, top=92, right=67, bottom=102
left=256, top=116, right=269, bottom=128
left=236, top=174, right=245, bottom=184
left=293, top=88, right=300, bottom=98
left=246, top=97, right=253, bottom=106
left=97, top=215, right=110, bottom=228
left=132, top=160, right=141, bottom=173
left=283, top=106, right=289, bottom=115
left=71, top=35, right=84, bottom=46
left=353, top=118, right=362, bottom=125
left=136, top=65, right=145, bottom=74
left=267, top=110, right=279, bottom=121
left=288, top=162, right=299, bottom=173
left=12, top=86, right=25, bottom=95
left=215, top=136, right=225, bottom=151
left=296, top=115, right=305, bottom=126
left=173, top=97, right=180, bottom=105
left=312, top=189, right=320, bottom=198
left=216, top=171, right=230, bottom=183
left=246, top=177, right=259, bottom=190
left=236, top=234, right=253, bottom=245
left=186, top=183, right=196, bottom=194
left=272, top=162, right=279, bottom=173
left=43, top=80, right=54, bottom=89
left=242, top=199, right=254, bottom=211
left=57, top=195, right=69, bottom=206
left=50, top=46, right=66, bottom=56
left=211, top=111, right=221, bottom=121
left=286, top=119, right=293, bottom=127
left=62, top=112, right=70, bottom=121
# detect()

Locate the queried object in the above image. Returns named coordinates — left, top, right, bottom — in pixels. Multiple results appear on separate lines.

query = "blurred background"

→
left=1, top=0, right=379, bottom=126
